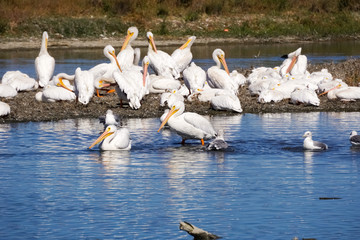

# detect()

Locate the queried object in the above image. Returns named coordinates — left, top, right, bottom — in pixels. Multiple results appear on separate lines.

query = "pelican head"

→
left=157, top=101, right=184, bottom=132
left=212, top=48, right=229, bottom=75
left=179, top=36, right=196, bottom=50
left=121, top=26, right=138, bottom=51
left=146, top=32, right=157, bottom=53
left=104, top=45, right=122, bottom=72
left=89, top=125, right=116, bottom=149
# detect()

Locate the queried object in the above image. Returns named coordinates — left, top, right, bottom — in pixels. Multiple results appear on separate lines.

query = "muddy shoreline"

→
left=1, top=58, right=360, bottom=124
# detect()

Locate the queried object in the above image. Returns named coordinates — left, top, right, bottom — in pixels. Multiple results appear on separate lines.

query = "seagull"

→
left=302, top=131, right=328, bottom=150
left=349, top=131, right=360, bottom=146
left=99, top=109, right=120, bottom=128
left=206, top=129, right=229, bottom=150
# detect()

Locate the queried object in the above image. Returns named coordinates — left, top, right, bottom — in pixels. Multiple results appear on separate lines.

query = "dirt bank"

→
left=1, top=58, right=360, bottom=124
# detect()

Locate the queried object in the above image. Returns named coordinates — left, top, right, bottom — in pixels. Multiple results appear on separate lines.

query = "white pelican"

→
left=320, top=84, right=360, bottom=101
left=158, top=100, right=216, bottom=145
left=303, top=131, right=328, bottom=150
left=210, top=92, right=242, bottom=113
left=142, top=55, right=181, bottom=93
left=117, top=26, right=139, bottom=70
left=146, top=32, right=180, bottom=79
left=89, top=45, right=122, bottom=97
left=206, top=129, right=229, bottom=150
left=113, top=56, right=149, bottom=109
left=290, top=88, right=320, bottom=106
left=74, top=67, right=95, bottom=105
left=35, top=85, right=76, bottom=102
left=279, top=47, right=307, bottom=77
left=89, top=125, right=131, bottom=151
left=183, top=62, right=206, bottom=94
left=171, top=36, right=196, bottom=74
left=1, top=70, right=38, bottom=91
left=0, top=101, right=10, bottom=116
left=258, top=89, right=287, bottom=103
left=207, top=49, right=238, bottom=94
left=35, top=31, right=55, bottom=87
left=349, top=131, right=360, bottom=146
left=0, top=84, right=17, bottom=98
left=99, top=109, right=120, bottom=128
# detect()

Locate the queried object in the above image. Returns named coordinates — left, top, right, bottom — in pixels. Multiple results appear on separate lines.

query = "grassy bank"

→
left=0, top=0, right=360, bottom=40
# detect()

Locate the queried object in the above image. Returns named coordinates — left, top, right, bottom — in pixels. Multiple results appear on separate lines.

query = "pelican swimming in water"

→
left=0, top=101, right=10, bottom=116
left=349, top=131, right=360, bottom=146
left=117, top=26, right=139, bottom=71
left=206, top=129, right=229, bottom=150
left=158, top=100, right=216, bottom=145
left=302, top=131, right=328, bottom=150
left=146, top=32, right=180, bottom=79
left=35, top=31, right=55, bottom=87
left=89, top=124, right=131, bottom=151
left=171, top=36, right=196, bottom=74
left=207, top=49, right=238, bottom=94
left=1, top=70, right=38, bottom=92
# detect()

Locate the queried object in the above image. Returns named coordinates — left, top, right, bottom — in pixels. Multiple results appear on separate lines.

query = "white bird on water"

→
left=99, top=109, right=120, bottom=128
left=206, top=129, right=229, bottom=150
left=302, top=131, right=328, bottom=150
left=158, top=100, right=216, bottom=145
left=349, top=131, right=360, bottom=146
left=89, top=124, right=131, bottom=151
left=35, top=31, right=55, bottom=87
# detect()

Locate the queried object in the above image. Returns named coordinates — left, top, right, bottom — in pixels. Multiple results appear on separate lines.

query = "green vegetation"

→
left=0, top=0, right=360, bottom=39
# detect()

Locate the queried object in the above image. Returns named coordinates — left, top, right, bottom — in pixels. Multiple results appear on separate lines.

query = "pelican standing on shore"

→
left=35, top=31, right=55, bottom=87
left=89, top=125, right=131, bottom=150
left=207, top=49, right=238, bottom=94
left=158, top=100, right=216, bottom=145
left=74, top=67, right=95, bottom=105
left=117, top=26, right=139, bottom=70
left=146, top=32, right=180, bottom=79
left=171, top=36, right=196, bottom=74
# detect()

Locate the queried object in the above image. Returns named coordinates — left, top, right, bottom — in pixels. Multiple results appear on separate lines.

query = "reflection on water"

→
left=1, top=113, right=360, bottom=239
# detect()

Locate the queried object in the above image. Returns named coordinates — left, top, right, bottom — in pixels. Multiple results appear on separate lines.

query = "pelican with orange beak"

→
left=171, top=36, right=196, bottom=73
left=207, top=49, right=238, bottom=94
left=89, top=125, right=131, bottom=151
left=157, top=100, right=216, bottom=145
left=35, top=31, right=55, bottom=87
left=146, top=32, right=180, bottom=79
left=279, top=47, right=307, bottom=76
left=117, top=26, right=139, bottom=71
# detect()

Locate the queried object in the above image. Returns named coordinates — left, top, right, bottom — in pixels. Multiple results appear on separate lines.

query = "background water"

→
left=0, top=112, right=360, bottom=239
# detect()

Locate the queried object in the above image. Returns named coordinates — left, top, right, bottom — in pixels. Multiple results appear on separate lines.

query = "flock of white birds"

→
left=1, top=26, right=360, bottom=150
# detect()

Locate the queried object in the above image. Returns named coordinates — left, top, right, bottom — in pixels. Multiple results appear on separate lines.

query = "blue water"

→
left=0, top=112, right=360, bottom=239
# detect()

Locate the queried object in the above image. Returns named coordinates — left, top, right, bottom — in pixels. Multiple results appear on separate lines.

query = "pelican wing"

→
left=112, top=128, right=131, bottom=149
left=183, top=112, right=216, bottom=136
left=43, top=86, right=76, bottom=101
left=211, top=94, right=242, bottom=113
left=207, top=66, right=236, bottom=92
